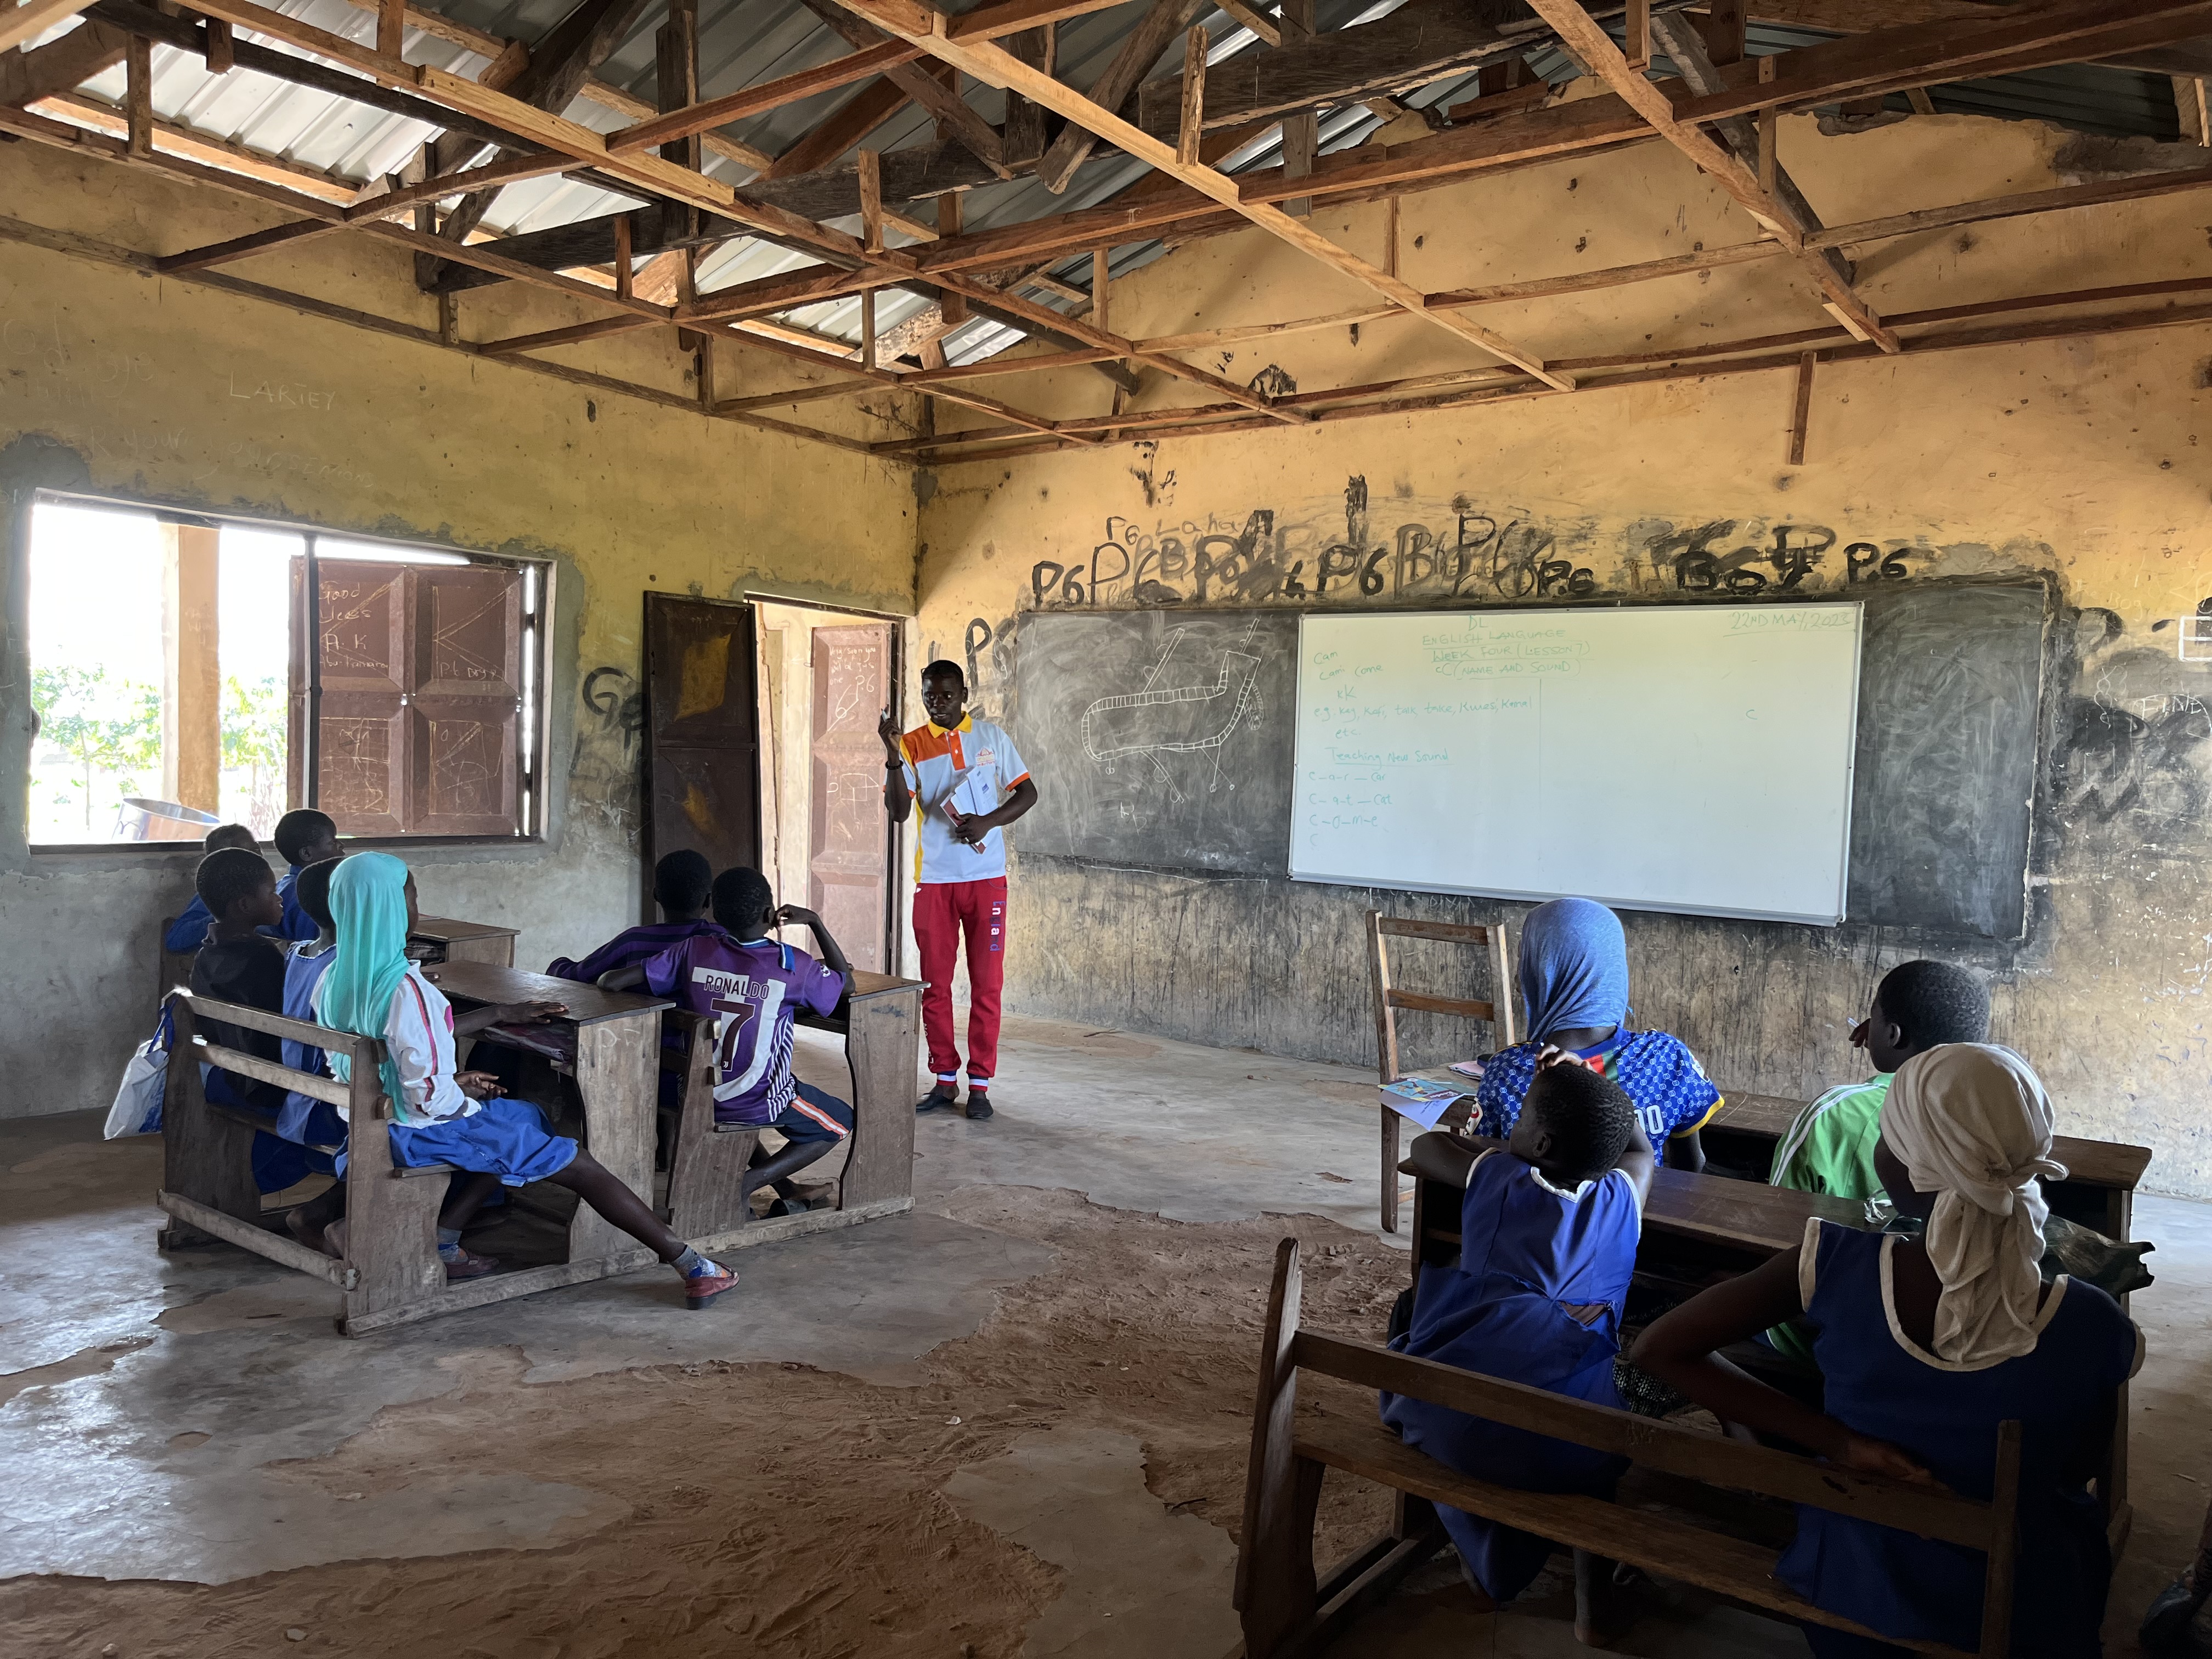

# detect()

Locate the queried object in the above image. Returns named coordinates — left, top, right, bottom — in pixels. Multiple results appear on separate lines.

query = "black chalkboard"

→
left=1011, top=610, right=1298, bottom=874
left=1013, top=582, right=2048, bottom=939
left=1846, top=581, right=2047, bottom=940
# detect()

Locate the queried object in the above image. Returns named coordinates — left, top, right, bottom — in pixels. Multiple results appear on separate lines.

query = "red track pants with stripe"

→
left=913, top=876, right=1007, bottom=1085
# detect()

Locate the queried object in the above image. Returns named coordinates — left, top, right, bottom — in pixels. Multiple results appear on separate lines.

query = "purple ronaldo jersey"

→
left=546, top=918, right=733, bottom=983
left=643, top=935, right=844, bottom=1125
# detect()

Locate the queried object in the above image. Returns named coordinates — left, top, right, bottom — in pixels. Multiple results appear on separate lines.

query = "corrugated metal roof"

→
left=25, top=0, right=2189, bottom=359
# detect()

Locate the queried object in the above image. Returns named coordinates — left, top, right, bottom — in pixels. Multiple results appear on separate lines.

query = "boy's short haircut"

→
left=921, top=658, right=964, bottom=686
left=1526, top=1063, right=1638, bottom=1186
left=1877, top=960, right=1990, bottom=1051
left=273, top=809, right=336, bottom=866
left=294, top=857, right=343, bottom=932
left=710, top=867, right=776, bottom=937
left=203, top=823, right=258, bottom=854
left=195, top=848, right=274, bottom=917
left=653, top=848, right=714, bottom=913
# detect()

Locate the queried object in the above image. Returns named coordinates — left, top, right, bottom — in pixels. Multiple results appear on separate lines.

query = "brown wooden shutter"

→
left=643, top=593, right=760, bottom=913
left=407, top=564, right=523, bottom=836
left=307, top=558, right=408, bottom=837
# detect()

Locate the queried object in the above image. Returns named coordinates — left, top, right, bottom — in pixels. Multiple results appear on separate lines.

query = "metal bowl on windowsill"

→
left=115, top=797, right=222, bottom=842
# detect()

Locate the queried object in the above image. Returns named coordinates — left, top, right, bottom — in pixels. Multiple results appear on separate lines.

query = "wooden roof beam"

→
left=0, top=0, right=101, bottom=54
left=1524, top=0, right=1897, bottom=351
left=606, top=41, right=922, bottom=154
left=821, top=0, right=1575, bottom=389
left=1, top=18, right=128, bottom=104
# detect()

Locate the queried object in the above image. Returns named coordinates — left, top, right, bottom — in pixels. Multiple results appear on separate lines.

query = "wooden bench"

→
left=1365, top=911, right=1515, bottom=1234
left=157, top=980, right=917, bottom=1336
left=1233, top=1237, right=2025, bottom=1659
left=657, top=969, right=924, bottom=1238
left=1704, top=1092, right=2152, bottom=1244
left=1401, top=1138, right=2132, bottom=1539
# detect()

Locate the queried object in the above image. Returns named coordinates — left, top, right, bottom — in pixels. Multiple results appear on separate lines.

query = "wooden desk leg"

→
left=338, top=1107, right=442, bottom=1334
left=564, top=1015, right=657, bottom=1263
left=841, top=987, right=919, bottom=1209
left=1380, top=1106, right=1401, bottom=1234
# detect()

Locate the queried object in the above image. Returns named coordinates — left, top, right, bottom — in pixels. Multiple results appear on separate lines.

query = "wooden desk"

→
left=795, top=969, right=923, bottom=1215
left=1705, top=1093, right=2153, bottom=1242
left=436, top=960, right=925, bottom=1255
left=422, top=960, right=669, bottom=1266
left=1403, top=1148, right=2131, bottom=1532
left=409, top=915, right=519, bottom=967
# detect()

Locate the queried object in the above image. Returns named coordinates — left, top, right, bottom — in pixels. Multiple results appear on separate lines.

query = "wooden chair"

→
left=1364, top=912, right=1514, bottom=1234
left=1234, top=1237, right=2025, bottom=1659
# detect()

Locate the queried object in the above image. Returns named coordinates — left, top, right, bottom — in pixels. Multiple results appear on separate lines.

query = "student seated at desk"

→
left=1635, top=1045, right=2141, bottom=1659
left=545, top=848, right=730, bottom=981
left=1474, top=896, right=1722, bottom=1171
left=283, top=856, right=571, bottom=1257
left=601, top=868, right=856, bottom=1219
left=270, top=809, right=341, bottom=943
left=1773, top=959, right=1989, bottom=1202
left=188, top=848, right=319, bottom=1194
left=1381, top=1057, right=1656, bottom=1640
left=315, top=852, right=737, bottom=1307
left=188, top=848, right=290, bottom=1111
left=163, top=823, right=261, bottom=953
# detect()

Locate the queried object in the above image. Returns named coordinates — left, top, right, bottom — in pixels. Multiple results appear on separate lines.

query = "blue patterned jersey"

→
left=1474, top=1030, right=1723, bottom=1144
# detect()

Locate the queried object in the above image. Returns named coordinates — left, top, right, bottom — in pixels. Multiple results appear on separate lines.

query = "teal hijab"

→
left=319, top=851, right=415, bottom=1120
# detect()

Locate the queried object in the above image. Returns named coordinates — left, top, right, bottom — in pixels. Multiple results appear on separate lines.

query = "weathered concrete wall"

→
left=0, top=141, right=919, bottom=1121
left=917, top=112, right=2212, bottom=1194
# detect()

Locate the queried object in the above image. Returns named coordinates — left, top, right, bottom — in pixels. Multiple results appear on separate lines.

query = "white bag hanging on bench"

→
left=105, top=1005, right=173, bottom=1139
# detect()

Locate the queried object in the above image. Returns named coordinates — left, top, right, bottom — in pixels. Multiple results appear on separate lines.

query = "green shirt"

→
left=1764, top=1074, right=1893, bottom=1365
left=1771, top=1073, right=1894, bottom=1201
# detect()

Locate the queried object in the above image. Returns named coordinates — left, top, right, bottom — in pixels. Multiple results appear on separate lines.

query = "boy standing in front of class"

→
left=879, top=660, right=1040, bottom=1121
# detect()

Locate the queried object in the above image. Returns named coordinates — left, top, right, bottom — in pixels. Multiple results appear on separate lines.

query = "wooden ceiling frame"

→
left=10, top=0, right=2212, bottom=466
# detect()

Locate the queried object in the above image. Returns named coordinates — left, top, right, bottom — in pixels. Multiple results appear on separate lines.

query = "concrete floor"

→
left=3, top=1011, right=2210, bottom=1656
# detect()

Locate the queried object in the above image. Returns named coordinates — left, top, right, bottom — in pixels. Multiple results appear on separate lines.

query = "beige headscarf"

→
left=1881, top=1043, right=2067, bottom=1367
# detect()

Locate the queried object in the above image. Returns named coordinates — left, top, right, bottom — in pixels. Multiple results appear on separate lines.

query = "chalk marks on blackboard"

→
left=1079, top=616, right=1266, bottom=803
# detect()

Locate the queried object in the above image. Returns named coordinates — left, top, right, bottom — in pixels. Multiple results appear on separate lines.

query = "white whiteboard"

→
left=1291, top=605, right=1864, bottom=924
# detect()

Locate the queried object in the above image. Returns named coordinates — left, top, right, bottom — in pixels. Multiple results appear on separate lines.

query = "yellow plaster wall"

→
left=0, top=139, right=920, bottom=1118
left=916, top=114, right=2212, bottom=1194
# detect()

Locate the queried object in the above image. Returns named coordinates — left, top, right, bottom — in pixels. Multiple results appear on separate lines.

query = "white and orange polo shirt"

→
left=899, top=714, right=1030, bottom=883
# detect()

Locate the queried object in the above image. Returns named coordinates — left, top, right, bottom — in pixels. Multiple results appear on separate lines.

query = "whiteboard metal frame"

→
left=1287, top=602, right=1865, bottom=927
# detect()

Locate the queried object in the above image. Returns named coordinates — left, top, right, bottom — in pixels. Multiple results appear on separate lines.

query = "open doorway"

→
left=752, top=600, right=901, bottom=976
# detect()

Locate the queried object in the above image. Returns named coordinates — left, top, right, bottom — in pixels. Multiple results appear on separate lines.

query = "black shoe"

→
left=916, top=1087, right=957, bottom=1114
left=765, top=1197, right=811, bottom=1218
left=963, top=1090, right=994, bottom=1120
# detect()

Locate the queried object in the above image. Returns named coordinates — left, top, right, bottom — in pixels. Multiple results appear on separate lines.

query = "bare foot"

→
left=322, top=1218, right=350, bottom=1260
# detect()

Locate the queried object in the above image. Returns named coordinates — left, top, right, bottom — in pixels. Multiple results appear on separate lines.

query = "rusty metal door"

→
left=643, top=593, right=760, bottom=918
left=808, top=624, right=893, bottom=973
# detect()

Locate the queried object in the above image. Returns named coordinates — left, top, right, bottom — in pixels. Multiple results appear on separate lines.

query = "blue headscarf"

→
left=317, top=851, right=415, bottom=1120
left=1517, top=898, right=1629, bottom=1043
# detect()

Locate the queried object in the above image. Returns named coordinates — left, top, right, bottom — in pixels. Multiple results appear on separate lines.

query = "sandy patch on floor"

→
left=1, top=1187, right=1403, bottom=1658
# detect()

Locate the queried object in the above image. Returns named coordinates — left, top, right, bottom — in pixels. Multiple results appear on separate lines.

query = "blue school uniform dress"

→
left=278, top=944, right=346, bottom=1155
left=320, top=964, right=577, bottom=1184
left=1783, top=1219, right=2142, bottom=1658
left=1475, top=1031, right=1722, bottom=1150
left=1379, top=1149, right=1643, bottom=1601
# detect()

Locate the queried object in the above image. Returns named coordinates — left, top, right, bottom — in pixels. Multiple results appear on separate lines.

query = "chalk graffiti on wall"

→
left=2052, top=607, right=2212, bottom=847
left=1028, top=495, right=1920, bottom=611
